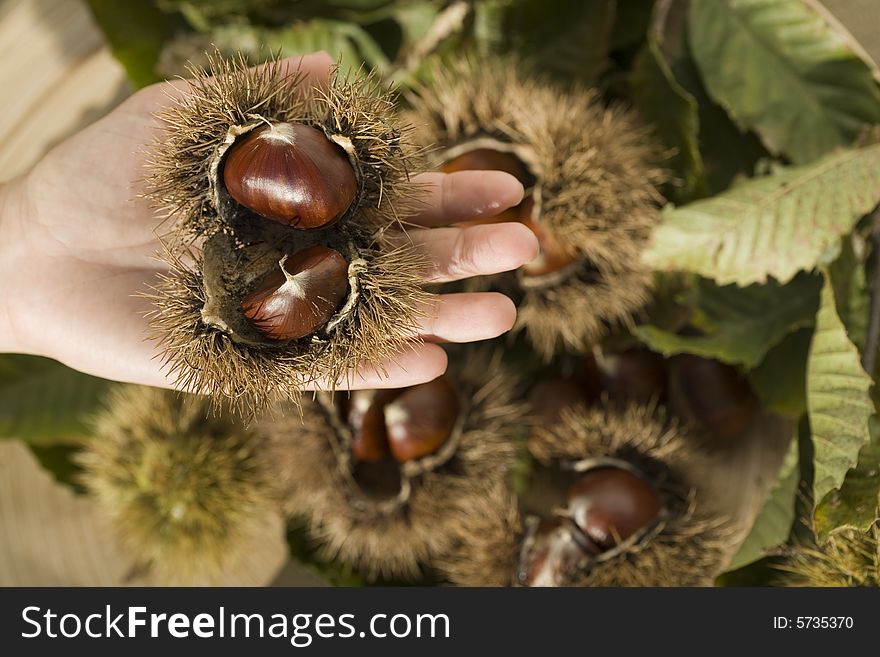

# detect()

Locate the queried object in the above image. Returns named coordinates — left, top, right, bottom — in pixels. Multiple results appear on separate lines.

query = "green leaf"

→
left=26, top=443, right=85, bottom=492
left=688, top=0, right=880, bottom=164
left=828, top=234, right=871, bottom=350
left=727, top=435, right=800, bottom=571
left=486, top=0, right=616, bottom=84
left=631, top=37, right=708, bottom=203
left=808, top=277, right=875, bottom=506
left=165, top=19, right=392, bottom=76
left=634, top=273, right=821, bottom=368
left=748, top=327, right=812, bottom=418
left=0, top=355, right=112, bottom=446
left=644, top=144, right=880, bottom=285
left=815, top=415, right=880, bottom=539
left=86, top=0, right=182, bottom=88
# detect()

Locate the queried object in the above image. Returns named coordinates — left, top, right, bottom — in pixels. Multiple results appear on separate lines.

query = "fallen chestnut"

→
left=241, top=245, right=349, bottom=341
left=529, top=376, right=592, bottom=424
left=222, top=122, right=358, bottom=228
left=598, top=348, right=668, bottom=406
left=384, top=377, right=460, bottom=463
left=668, top=354, right=757, bottom=444
left=567, top=467, right=662, bottom=551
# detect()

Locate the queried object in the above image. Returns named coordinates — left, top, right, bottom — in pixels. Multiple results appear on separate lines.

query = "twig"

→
left=862, top=208, right=880, bottom=375
left=392, top=1, right=470, bottom=83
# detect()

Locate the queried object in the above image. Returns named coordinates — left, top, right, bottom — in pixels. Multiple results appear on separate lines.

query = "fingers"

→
left=324, top=343, right=450, bottom=390
left=399, top=222, right=539, bottom=283
left=415, top=292, right=517, bottom=342
left=407, top=171, right=525, bottom=227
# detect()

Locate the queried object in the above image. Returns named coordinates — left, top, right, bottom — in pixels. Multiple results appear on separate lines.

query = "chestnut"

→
left=529, top=376, right=592, bottom=424
left=384, top=377, right=460, bottom=463
left=222, top=122, right=358, bottom=228
left=240, top=245, right=349, bottom=341
left=441, top=148, right=530, bottom=180
left=567, top=467, right=662, bottom=551
left=598, top=349, right=668, bottom=406
left=668, top=354, right=757, bottom=444
left=345, top=390, right=399, bottom=462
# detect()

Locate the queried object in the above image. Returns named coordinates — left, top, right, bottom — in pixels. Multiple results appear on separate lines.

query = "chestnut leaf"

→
left=807, top=277, right=875, bottom=511
left=644, top=144, right=880, bottom=286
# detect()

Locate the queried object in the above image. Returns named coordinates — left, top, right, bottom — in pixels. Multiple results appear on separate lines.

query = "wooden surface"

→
left=0, top=0, right=129, bottom=183
left=0, top=440, right=290, bottom=586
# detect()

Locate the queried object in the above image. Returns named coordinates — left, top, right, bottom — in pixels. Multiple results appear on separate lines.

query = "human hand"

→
left=0, top=52, right=538, bottom=391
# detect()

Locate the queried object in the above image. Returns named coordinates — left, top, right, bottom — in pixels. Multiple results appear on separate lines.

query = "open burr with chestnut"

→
left=264, top=349, right=525, bottom=580
left=438, top=400, right=728, bottom=587
left=147, top=54, right=430, bottom=413
left=407, top=57, right=668, bottom=359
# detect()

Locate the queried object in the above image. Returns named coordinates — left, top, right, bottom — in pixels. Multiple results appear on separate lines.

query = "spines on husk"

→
left=77, top=385, right=277, bottom=584
left=440, top=401, right=729, bottom=587
left=264, top=349, right=525, bottom=580
left=144, top=54, right=433, bottom=415
left=408, top=56, right=668, bottom=358
left=778, top=526, right=880, bottom=587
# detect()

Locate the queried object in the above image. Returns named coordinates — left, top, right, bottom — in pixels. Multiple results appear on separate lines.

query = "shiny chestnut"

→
left=567, top=467, right=662, bottom=551
left=346, top=390, right=399, bottom=462
left=222, top=122, right=358, bottom=228
left=241, top=245, right=349, bottom=341
left=384, top=377, right=460, bottom=463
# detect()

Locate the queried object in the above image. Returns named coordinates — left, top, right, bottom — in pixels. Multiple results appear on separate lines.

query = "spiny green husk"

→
left=441, top=402, right=728, bottom=587
left=145, top=54, right=432, bottom=415
left=779, top=526, right=880, bottom=587
left=407, top=56, right=668, bottom=358
left=264, top=350, right=525, bottom=580
left=77, top=385, right=276, bottom=585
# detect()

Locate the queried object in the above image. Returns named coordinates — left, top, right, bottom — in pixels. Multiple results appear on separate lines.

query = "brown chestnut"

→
left=384, top=377, right=460, bottom=463
left=222, top=122, right=358, bottom=228
left=668, top=354, right=757, bottom=444
left=567, top=467, right=662, bottom=551
left=441, top=148, right=530, bottom=180
left=241, top=245, right=348, bottom=341
left=345, top=390, right=399, bottom=462
left=598, top=349, right=668, bottom=406
left=520, top=519, right=589, bottom=587
left=529, top=376, right=592, bottom=424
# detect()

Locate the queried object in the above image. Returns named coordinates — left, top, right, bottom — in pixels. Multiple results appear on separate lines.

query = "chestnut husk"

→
left=439, top=402, right=729, bottom=587
left=406, top=56, right=668, bottom=359
left=263, top=349, right=526, bottom=580
left=777, top=526, right=880, bottom=587
left=76, top=385, right=279, bottom=585
left=146, top=54, right=431, bottom=414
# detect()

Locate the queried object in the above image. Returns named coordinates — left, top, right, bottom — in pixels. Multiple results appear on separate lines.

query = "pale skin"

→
left=0, top=53, right=539, bottom=391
